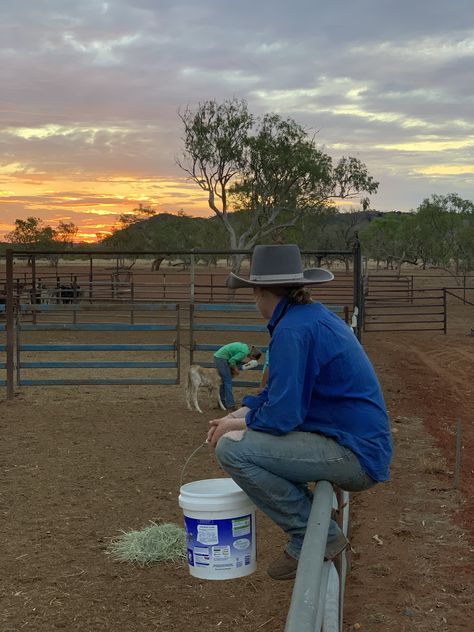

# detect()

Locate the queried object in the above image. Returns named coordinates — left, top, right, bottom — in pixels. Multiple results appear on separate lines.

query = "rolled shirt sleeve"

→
left=228, top=349, right=249, bottom=366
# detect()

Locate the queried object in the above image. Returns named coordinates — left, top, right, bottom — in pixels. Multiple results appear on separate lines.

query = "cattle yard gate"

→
left=13, top=302, right=180, bottom=388
left=363, top=276, right=447, bottom=333
left=189, top=302, right=349, bottom=388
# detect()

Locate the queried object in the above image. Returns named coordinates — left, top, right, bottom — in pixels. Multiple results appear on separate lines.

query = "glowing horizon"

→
left=0, top=169, right=214, bottom=242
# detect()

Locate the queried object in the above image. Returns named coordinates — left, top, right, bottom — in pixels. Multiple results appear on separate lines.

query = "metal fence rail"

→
left=189, top=303, right=349, bottom=387
left=13, top=302, right=180, bottom=387
left=364, top=288, right=446, bottom=333
left=189, top=303, right=268, bottom=387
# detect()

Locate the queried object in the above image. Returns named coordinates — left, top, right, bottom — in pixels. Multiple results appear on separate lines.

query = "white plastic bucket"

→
left=178, top=478, right=257, bottom=580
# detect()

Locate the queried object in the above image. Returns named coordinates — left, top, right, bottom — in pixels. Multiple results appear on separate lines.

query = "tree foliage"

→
left=5, top=216, right=79, bottom=265
left=7, top=217, right=57, bottom=248
left=6, top=216, right=79, bottom=250
left=360, top=194, right=474, bottom=274
left=177, top=98, right=378, bottom=270
left=55, top=221, right=79, bottom=247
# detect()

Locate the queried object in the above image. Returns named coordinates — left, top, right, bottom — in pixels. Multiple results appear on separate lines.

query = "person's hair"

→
left=265, top=285, right=313, bottom=305
left=249, top=345, right=262, bottom=360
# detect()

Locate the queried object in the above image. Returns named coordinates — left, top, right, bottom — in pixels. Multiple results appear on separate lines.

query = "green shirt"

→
left=214, top=342, right=249, bottom=367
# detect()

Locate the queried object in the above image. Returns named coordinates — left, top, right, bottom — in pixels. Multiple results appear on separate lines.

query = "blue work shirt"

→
left=242, top=299, right=393, bottom=482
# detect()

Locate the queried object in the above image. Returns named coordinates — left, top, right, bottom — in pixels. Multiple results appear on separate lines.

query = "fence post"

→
left=89, top=256, right=93, bottom=303
left=176, top=305, right=181, bottom=385
left=190, top=252, right=195, bottom=305
left=5, top=250, right=15, bottom=399
left=443, top=288, right=447, bottom=334
left=72, top=276, right=78, bottom=324
left=352, top=240, right=363, bottom=342
left=285, top=480, right=333, bottom=631
left=189, top=303, right=194, bottom=366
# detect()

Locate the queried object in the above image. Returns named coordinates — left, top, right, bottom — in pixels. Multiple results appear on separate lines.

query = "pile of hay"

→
left=107, top=522, right=187, bottom=565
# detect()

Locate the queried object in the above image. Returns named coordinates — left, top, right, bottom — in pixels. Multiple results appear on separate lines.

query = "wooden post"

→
left=5, top=250, right=15, bottom=399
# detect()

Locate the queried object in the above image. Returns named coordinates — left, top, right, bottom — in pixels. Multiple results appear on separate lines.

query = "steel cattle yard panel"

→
left=363, top=288, right=446, bottom=333
left=14, top=303, right=181, bottom=387
left=189, top=303, right=349, bottom=388
left=189, top=303, right=268, bottom=387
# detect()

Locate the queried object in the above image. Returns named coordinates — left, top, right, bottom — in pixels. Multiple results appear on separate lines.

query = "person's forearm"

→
left=228, top=406, right=250, bottom=419
left=207, top=415, right=247, bottom=447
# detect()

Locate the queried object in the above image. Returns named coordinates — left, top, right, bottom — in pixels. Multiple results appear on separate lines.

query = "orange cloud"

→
left=0, top=168, right=212, bottom=241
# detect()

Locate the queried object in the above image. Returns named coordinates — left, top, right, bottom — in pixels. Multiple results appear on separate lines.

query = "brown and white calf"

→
left=185, top=365, right=226, bottom=414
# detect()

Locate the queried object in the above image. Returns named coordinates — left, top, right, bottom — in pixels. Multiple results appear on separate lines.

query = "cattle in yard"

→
left=15, top=283, right=81, bottom=305
left=150, top=256, right=165, bottom=272
left=185, top=365, right=226, bottom=414
left=33, top=281, right=57, bottom=304
left=37, top=286, right=57, bottom=304
left=57, top=284, right=82, bottom=304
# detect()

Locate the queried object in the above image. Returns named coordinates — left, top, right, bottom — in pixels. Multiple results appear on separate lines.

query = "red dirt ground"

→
left=0, top=271, right=473, bottom=631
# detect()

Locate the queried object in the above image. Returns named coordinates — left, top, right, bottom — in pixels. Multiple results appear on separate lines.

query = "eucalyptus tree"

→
left=360, top=213, right=419, bottom=272
left=178, top=99, right=379, bottom=271
left=7, top=216, right=56, bottom=248
left=7, top=216, right=58, bottom=265
left=55, top=221, right=79, bottom=247
left=415, top=194, right=474, bottom=275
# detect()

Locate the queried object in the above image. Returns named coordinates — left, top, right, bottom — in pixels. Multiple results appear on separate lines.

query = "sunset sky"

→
left=1, top=0, right=473, bottom=242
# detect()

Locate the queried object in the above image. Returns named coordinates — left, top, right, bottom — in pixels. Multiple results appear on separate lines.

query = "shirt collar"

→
left=267, top=297, right=289, bottom=335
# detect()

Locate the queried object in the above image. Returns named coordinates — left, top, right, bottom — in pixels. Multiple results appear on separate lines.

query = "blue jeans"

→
left=215, top=429, right=376, bottom=559
left=214, top=356, right=235, bottom=408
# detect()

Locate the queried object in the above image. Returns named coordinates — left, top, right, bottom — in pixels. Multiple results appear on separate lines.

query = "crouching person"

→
left=207, top=245, right=393, bottom=581
left=213, top=342, right=262, bottom=411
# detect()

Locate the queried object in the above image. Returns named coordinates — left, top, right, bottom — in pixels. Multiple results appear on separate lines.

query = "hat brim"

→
left=226, top=268, right=334, bottom=290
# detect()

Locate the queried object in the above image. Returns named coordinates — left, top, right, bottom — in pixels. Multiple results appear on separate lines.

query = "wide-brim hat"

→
left=227, top=244, right=334, bottom=289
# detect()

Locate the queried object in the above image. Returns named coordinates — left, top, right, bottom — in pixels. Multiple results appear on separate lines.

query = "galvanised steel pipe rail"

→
left=285, top=480, right=334, bottom=631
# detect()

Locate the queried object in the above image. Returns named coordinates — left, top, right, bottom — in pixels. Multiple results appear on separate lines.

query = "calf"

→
left=185, top=365, right=226, bottom=414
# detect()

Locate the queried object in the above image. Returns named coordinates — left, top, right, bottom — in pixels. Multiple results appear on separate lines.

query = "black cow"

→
left=57, top=284, right=82, bottom=304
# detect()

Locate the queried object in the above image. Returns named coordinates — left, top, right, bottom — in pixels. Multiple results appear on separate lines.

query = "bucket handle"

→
left=179, top=441, right=208, bottom=489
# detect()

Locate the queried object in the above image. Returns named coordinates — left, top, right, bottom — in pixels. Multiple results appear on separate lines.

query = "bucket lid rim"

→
left=180, top=477, right=244, bottom=497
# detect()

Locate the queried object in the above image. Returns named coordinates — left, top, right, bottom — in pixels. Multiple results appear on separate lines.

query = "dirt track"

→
left=0, top=297, right=473, bottom=631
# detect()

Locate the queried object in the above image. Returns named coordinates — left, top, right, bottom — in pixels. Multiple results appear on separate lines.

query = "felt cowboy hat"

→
left=227, top=244, right=334, bottom=289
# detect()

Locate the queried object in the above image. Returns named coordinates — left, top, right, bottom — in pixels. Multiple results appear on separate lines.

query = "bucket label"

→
left=197, top=524, right=219, bottom=545
left=232, top=516, right=251, bottom=537
left=184, top=513, right=254, bottom=570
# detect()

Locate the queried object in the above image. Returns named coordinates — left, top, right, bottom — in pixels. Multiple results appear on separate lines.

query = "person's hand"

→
left=207, top=414, right=246, bottom=448
left=230, top=365, right=239, bottom=377
left=242, top=359, right=258, bottom=370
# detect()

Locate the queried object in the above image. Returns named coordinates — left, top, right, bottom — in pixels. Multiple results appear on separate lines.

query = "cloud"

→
left=0, top=0, right=473, bottom=238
